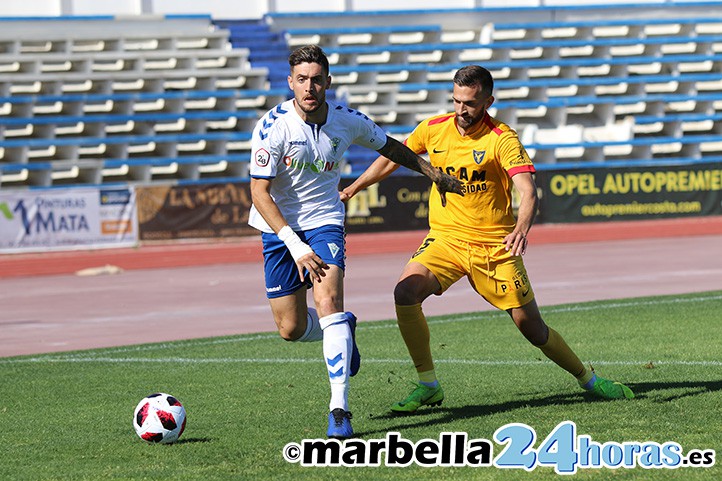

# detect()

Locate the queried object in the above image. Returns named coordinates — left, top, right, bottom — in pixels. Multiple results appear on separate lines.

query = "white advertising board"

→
left=0, top=187, right=139, bottom=253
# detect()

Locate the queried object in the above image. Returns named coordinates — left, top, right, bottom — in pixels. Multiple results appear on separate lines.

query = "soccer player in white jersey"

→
left=249, top=45, right=463, bottom=438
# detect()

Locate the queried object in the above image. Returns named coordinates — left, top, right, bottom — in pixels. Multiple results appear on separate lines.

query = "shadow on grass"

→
left=624, top=379, right=722, bottom=402
left=360, top=391, right=585, bottom=437
left=174, top=437, right=213, bottom=445
left=355, top=379, right=722, bottom=437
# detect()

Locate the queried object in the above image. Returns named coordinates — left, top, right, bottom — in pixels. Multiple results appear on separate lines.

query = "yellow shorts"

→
left=409, top=232, right=535, bottom=311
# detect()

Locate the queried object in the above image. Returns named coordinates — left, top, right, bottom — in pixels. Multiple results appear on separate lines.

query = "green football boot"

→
left=391, top=382, right=444, bottom=414
left=585, top=373, right=634, bottom=400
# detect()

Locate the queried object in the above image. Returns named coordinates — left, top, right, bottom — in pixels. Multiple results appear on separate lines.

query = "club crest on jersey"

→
left=473, top=150, right=486, bottom=165
left=331, top=137, right=341, bottom=154
left=327, top=242, right=340, bottom=258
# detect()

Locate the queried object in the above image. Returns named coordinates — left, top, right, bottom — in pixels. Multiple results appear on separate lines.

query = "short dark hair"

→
left=288, top=45, right=330, bottom=76
left=453, top=65, right=494, bottom=98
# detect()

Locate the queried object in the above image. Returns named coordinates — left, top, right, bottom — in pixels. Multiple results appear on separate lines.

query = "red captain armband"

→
left=508, top=165, right=536, bottom=177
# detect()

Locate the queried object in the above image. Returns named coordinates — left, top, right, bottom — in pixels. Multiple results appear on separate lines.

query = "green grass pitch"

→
left=1, top=291, right=720, bottom=480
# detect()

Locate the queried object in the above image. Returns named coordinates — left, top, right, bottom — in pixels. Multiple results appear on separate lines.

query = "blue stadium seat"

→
left=215, top=18, right=291, bottom=88
left=0, top=88, right=288, bottom=116
left=0, top=110, right=260, bottom=138
left=322, top=33, right=722, bottom=65
left=489, top=16, right=722, bottom=43
left=338, top=71, right=722, bottom=113
left=329, top=52, right=722, bottom=87
left=284, top=24, right=442, bottom=48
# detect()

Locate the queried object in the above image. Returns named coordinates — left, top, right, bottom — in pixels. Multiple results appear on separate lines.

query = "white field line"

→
left=3, top=293, right=721, bottom=364
left=2, top=357, right=722, bottom=367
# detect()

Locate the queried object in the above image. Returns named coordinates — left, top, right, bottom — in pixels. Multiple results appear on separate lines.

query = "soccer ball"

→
left=133, top=393, right=187, bottom=444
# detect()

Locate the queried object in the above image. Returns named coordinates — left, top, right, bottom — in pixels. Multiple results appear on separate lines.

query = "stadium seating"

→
left=214, top=19, right=290, bottom=88
left=334, top=71, right=722, bottom=126
left=0, top=15, right=280, bottom=188
left=268, top=5, right=722, bottom=172
left=0, top=153, right=253, bottom=187
left=485, top=16, right=722, bottom=43
left=3, top=5, right=722, bottom=188
left=0, top=88, right=288, bottom=117
left=328, top=52, right=722, bottom=86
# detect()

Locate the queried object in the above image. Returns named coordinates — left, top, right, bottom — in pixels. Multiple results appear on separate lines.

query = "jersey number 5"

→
left=412, top=237, right=436, bottom=258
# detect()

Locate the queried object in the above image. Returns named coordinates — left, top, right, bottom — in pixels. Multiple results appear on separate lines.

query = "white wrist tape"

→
left=277, top=225, right=313, bottom=262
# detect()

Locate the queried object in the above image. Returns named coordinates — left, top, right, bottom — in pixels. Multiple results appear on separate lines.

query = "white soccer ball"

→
left=133, top=393, right=187, bottom=444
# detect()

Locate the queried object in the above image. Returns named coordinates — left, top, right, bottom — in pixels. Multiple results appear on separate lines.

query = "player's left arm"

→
left=498, top=130, right=538, bottom=256
left=377, top=135, right=464, bottom=207
left=504, top=172, right=539, bottom=256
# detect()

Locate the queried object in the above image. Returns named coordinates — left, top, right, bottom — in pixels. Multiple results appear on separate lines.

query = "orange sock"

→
left=395, top=304, right=435, bottom=374
left=538, top=327, right=587, bottom=379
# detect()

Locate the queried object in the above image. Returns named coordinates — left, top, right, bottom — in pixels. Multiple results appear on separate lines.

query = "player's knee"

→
left=314, top=296, right=342, bottom=317
left=279, top=332, right=296, bottom=342
left=394, top=280, right=420, bottom=305
left=278, top=327, right=299, bottom=342
left=276, top=319, right=304, bottom=342
left=519, top=321, right=549, bottom=346
left=524, top=330, right=548, bottom=346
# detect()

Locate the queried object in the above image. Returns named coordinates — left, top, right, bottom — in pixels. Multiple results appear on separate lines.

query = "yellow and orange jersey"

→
left=405, top=112, right=535, bottom=243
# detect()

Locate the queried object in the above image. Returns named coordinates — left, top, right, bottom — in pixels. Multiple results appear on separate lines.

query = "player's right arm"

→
left=378, top=136, right=463, bottom=207
left=250, top=112, right=328, bottom=282
left=249, top=177, right=291, bottom=235
left=250, top=177, right=328, bottom=283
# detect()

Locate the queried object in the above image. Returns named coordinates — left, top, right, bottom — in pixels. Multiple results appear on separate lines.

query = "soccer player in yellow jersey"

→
left=341, top=65, right=634, bottom=413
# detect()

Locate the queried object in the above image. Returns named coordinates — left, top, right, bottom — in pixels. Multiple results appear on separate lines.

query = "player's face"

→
left=288, top=62, right=331, bottom=119
left=452, top=84, right=494, bottom=132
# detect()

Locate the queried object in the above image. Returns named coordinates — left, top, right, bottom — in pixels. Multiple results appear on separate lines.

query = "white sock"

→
left=297, top=308, right=323, bottom=342
left=319, top=312, right=351, bottom=412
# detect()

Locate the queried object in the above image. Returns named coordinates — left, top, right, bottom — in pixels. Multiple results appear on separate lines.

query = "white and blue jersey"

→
left=248, top=99, right=388, bottom=233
